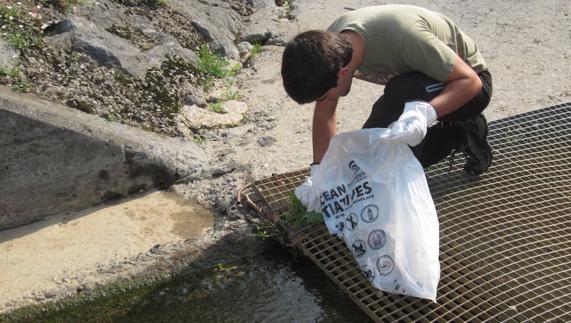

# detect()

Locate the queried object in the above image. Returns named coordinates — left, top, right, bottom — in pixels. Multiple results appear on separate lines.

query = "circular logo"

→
left=352, top=239, right=367, bottom=258
left=361, top=265, right=375, bottom=282
left=345, top=213, right=358, bottom=231
left=360, top=204, right=379, bottom=223
left=376, top=255, right=395, bottom=276
left=368, top=230, right=387, bottom=250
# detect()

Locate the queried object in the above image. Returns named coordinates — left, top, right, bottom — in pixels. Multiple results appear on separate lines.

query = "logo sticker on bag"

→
left=345, top=213, right=358, bottom=230
left=368, top=230, right=387, bottom=250
left=362, top=265, right=375, bottom=282
left=352, top=240, right=367, bottom=257
left=377, top=255, right=395, bottom=276
left=361, top=204, right=379, bottom=223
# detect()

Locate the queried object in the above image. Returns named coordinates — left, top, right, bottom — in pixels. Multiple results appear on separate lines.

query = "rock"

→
left=237, top=41, right=253, bottom=59
left=241, top=7, right=278, bottom=44
left=247, top=0, right=277, bottom=10
left=0, top=40, right=19, bottom=68
left=46, top=1, right=198, bottom=76
left=266, top=36, right=287, bottom=46
left=145, top=33, right=199, bottom=66
left=170, top=0, right=243, bottom=59
left=176, top=101, right=248, bottom=130
left=183, top=85, right=208, bottom=108
left=206, top=79, right=240, bottom=103
left=47, top=17, right=147, bottom=76
left=74, top=0, right=134, bottom=30
left=257, top=136, right=276, bottom=147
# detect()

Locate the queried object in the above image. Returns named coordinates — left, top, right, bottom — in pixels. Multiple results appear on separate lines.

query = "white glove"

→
left=294, top=164, right=321, bottom=212
left=380, top=101, right=438, bottom=146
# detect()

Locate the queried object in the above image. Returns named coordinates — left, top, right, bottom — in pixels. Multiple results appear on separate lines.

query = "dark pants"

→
left=362, top=70, right=493, bottom=167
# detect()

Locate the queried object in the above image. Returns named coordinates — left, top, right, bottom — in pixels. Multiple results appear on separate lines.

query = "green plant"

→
left=281, top=192, right=323, bottom=228
left=0, top=65, right=22, bottom=78
left=207, top=101, right=225, bottom=114
left=197, top=44, right=240, bottom=79
left=192, top=134, right=206, bottom=144
left=222, top=89, right=241, bottom=101
left=104, top=111, right=121, bottom=122
left=0, top=3, right=43, bottom=49
left=255, top=229, right=270, bottom=240
left=0, top=64, right=31, bottom=92
left=6, top=31, right=29, bottom=49
left=113, top=70, right=132, bottom=86
left=215, top=263, right=238, bottom=272
left=250, top=42, right=262, bottom=59
left=11, top=79, right=31, bottom=92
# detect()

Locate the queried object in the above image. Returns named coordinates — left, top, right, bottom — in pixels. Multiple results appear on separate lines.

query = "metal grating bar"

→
left=253, top=103, right=571, bottom=322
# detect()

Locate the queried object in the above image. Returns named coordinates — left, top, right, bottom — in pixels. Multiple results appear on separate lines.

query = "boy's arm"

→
left=430, top=55, right=482, bottom=117
left=312, top=97, right=339, bottom=164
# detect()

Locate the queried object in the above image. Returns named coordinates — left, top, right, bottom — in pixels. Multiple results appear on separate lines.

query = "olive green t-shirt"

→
left=327, top=4, right=486, bottom=85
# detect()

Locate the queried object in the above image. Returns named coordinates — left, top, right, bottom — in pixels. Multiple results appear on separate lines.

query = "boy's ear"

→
left=337, top=66, right=351, bottom=79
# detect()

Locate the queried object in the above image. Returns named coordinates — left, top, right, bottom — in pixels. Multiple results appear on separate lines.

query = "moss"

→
left=0, top=273, right=170, bottom=323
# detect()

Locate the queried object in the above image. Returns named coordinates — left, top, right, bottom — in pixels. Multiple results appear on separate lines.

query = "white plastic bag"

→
left=311, top=128, right=440, bottom=301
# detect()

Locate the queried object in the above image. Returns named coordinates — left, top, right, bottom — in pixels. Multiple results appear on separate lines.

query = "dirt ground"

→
left=207, top=0, right=570, bottom=181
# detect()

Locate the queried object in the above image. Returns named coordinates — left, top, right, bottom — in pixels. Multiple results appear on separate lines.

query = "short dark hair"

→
left=281, top=30, right=353, bottom=104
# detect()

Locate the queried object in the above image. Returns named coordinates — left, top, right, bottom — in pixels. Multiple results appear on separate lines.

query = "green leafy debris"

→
left=281, top=192, right=324, bottom=229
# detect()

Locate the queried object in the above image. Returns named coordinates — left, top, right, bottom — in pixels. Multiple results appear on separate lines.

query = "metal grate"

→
left=253, top=103, right=571, bottom=322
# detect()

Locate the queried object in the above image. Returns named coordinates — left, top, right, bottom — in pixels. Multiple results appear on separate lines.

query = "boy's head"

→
left=281, top=30, right=353, bottom=104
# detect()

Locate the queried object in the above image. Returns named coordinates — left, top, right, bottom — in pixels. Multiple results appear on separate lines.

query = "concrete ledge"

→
left=0, top=87, right=210, bottom=230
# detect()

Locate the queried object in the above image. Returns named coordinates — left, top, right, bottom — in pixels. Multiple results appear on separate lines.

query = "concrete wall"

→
left=0, top=88, right=210, bottom=230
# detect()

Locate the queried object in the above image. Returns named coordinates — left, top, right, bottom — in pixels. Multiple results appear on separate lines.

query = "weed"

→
left=0, top=65, right=22, bottom=78
left=280, top=192, right=323, bottom=228
left=0, top=65, right=31, bottom=92
left=113, top=71, right=132, bottom=86
left=197, top=44, right=240, bottom=79
left=215, top=263, right=238, bottom=273
left=11, top=79, right=31, bottom=92
left=255, top=229, right=270, bottom=240
left=104, top=111, right=121, bottom=122
left=6, top=31, right=29, bottom=49
left=207, top=101, right=225, bottom=114
left=192, top=134, right=206, bottom=144
left=222, top=89, right=241, bottom=101
left=0, top=3, right=43, bottom=49
left=250, top=42, right=262, bottom=59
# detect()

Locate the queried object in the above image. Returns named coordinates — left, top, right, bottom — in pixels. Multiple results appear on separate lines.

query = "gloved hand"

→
left=294, top=164, right=321, bottom=212
left=380, top=101, right=438, bottom=146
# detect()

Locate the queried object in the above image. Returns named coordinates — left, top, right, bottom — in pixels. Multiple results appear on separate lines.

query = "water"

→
left=15, top=241, right=371, bottom=323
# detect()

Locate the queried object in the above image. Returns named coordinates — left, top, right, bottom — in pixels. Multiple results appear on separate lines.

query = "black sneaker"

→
left=454, top=114, right=493, bottom=175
